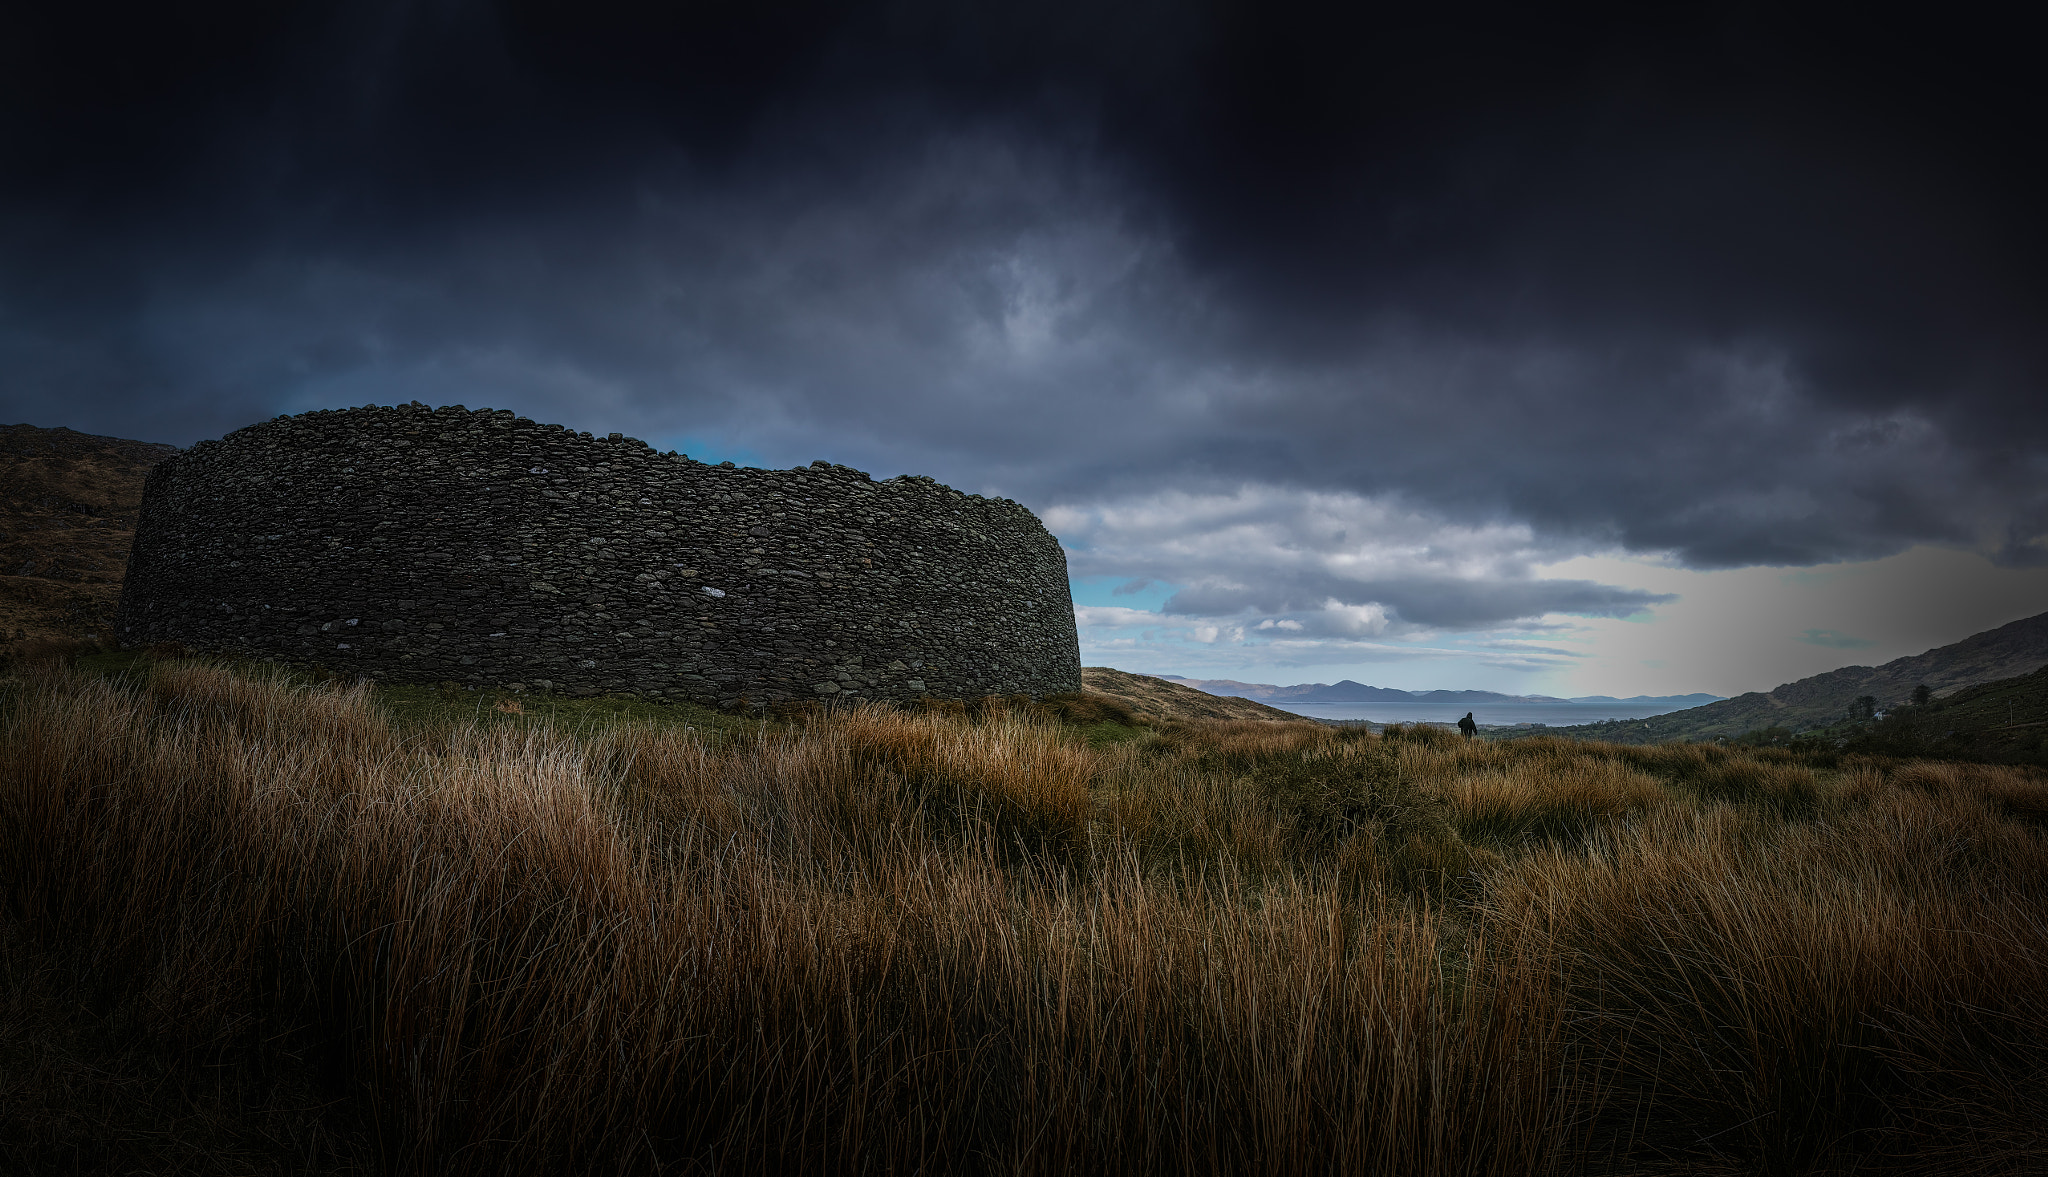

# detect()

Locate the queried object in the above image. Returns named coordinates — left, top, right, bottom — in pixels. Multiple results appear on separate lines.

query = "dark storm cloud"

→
left=2, top=1, right=2043, bottom=572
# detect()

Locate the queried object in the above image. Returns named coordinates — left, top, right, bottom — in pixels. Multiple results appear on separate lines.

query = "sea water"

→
left=1268, top=700, right=1703, bottom=727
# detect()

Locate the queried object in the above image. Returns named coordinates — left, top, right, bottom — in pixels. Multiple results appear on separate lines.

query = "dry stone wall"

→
left=116, top=404, right=1081, bottom=705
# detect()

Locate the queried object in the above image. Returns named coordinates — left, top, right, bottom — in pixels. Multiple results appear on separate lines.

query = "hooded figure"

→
left=1457, top=712, right=1477, bottom=739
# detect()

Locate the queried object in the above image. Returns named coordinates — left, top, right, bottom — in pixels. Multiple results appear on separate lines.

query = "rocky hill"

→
left=1081, top=667, right=1309, bottom=723
left=1549, top=610, right=2048, bottom=744
left=0, top=424, right=180, bottom=644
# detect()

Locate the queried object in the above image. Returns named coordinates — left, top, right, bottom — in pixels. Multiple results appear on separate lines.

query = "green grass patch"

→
left=1075, top=719, right=1148, bottom=748
left=35, top=648, right=760, bottom=744
left=371, top=680, right=751, bottom=739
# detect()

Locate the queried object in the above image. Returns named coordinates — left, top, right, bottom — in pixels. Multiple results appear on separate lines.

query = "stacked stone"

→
left=116, top=404, right=1081, bottom=705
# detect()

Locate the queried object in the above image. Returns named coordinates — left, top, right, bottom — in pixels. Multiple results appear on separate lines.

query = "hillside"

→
left=1550, top=610, right=2048, bottom=745
left=1826, top=664, right=2048, bottom=765
left=0, top=424, right=180, bottom=645
left=1081, top=667, right=1309, bottom=722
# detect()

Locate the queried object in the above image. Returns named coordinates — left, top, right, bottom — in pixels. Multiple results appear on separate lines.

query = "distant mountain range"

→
left=1541, top=610, right=2048, bottom=744
left=1158, top=676, right=1723, bottom=707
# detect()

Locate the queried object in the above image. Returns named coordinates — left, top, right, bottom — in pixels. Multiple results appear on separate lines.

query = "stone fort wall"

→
left=116, top=404, right=1081, bottom=705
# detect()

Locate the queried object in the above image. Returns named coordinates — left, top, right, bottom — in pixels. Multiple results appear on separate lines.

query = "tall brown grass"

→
left=4, top=660, right=2046, bottom=1174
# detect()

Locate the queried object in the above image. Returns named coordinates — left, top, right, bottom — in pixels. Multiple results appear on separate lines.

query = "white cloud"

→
left=1062, top=485, right=1681, bottom=688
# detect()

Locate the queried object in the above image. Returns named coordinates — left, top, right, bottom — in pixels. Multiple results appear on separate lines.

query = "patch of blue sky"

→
left=648, top=431, right=920, bottom=479
left=1068, top=576, right=1178, bottom=611
left=648, top=432, right=773, bottom=469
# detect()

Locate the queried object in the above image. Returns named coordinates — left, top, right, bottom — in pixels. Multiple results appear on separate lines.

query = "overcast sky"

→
left=4, top=2, right=2043, bottom=695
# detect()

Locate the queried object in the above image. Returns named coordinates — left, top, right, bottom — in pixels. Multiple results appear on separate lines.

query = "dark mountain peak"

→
left=1292, top=680, right=1420, bottom=702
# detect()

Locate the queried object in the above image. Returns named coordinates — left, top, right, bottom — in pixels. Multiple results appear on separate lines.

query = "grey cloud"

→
left=1056, top=486, right=1672, bottom=633
left=1799, top=629, right=1877, bottom=650
left=1475, top=641, right=1587, bottom=661
left=1161, top=575, right=1670, bottom=631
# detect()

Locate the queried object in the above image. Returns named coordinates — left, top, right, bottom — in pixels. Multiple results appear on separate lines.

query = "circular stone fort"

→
left=116, top=404, right=1082, bottom=706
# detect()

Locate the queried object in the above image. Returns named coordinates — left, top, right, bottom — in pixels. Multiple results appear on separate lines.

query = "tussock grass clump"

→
left=1447, top=754, right=1666, bottom=851
left=1615, top=739, right=1825, bottom=817
left=4, top=655, right=2047, bottom=1174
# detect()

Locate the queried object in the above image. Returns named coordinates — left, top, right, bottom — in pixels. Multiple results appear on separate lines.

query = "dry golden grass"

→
left=4, top=659, right=2046, bottom=1174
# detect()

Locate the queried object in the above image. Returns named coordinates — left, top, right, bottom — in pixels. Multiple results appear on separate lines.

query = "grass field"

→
left=5, top=647, right=2046, bottom=1174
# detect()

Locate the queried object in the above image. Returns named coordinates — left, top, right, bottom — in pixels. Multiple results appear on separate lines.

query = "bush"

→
left=1247, top=742, right=1484, bottom=895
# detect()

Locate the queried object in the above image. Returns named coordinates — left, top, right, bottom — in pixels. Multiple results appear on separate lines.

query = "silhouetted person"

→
left=1458, top=712, right=1477, bottom=740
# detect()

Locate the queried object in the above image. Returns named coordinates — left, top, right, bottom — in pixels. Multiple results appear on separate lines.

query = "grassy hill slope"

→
left=0, top=424, right=179, bottom=645
left=1081, top=666, right=1309, bottom=722
left=1814, top=664, right=2048, bottom=765
left=1551, top=610, right=2048, bottom=745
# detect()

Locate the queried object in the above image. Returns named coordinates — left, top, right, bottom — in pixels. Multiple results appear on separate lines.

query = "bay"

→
left=1268, top=700, right=1703, bottom=726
